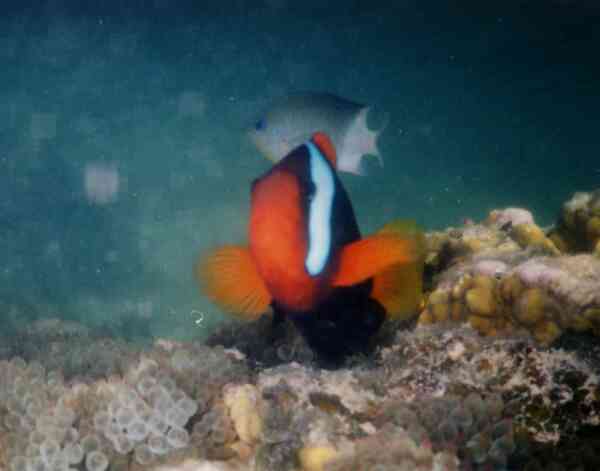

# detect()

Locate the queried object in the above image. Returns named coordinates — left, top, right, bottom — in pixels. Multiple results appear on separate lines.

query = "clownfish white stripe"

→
left=305, top=141, right=335, bottom=276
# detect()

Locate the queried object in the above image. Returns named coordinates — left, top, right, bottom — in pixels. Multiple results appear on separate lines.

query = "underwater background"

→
left=1, top=0, right=599, bottom=341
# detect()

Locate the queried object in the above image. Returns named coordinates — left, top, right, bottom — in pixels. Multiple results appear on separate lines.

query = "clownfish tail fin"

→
left=331, top=219, right=425, bottom=320
left=196, top=245, right=272, bottom=320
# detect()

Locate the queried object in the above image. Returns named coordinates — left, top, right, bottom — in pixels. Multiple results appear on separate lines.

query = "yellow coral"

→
left=417, top=308, right=434, bottom=325
left=532, top=320, right=562, bottom=346
left=431, top=302, right=449, bottom=322
left=515, top=289, right=547, bottom=326
left=511, top=223, right=560, bottom=254
left=223, top=384, right=262, bottom=444
left=511, top=223, right=545, bottom=246
left=468, top=315, right=494, bottom=335
left=427, top=289, right=451, bottom=322
left=298, top=445, right=339, bottom=471
left=450, top=302, right=464, bottom=321
left=548, top=232, right=570, bottom=253
left=465, top=286, right=496, bottom=317
left=583, top=307, right=600, bottom=324
left=499, top=275, right=523, bottom=303
left=451, top=275, right=472, bottom=300
left=586, top=217, right=600, bottom=241
left=428, top=289, right=449, bottom=305
left=570, top=313, right=592, bottom=332
left=463, top=238, right=483, bottom=253
left=473, top=274, right=495, bottom=292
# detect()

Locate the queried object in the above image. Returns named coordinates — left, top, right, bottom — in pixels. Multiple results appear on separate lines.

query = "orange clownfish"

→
left=197, top=132, right=424, bottom=362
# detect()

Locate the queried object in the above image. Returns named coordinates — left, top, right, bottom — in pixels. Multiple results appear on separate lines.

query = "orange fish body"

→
left=249, top=167, right=328, bottom=312
left=248, top=133, right=359, bottom=312
left=198, top=132, right=423, bottom=362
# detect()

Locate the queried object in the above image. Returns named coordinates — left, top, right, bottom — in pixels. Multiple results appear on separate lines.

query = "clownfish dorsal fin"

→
left=196, top=245, right=272, bottom=320
left=331, top=219, right=425, bottom=319
left=311, top=132, right=337, bottom=169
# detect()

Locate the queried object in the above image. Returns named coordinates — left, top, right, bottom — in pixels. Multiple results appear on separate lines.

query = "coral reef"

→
left=5, top=317, right=138, bottom=380
left=424, top=207, right=560, bottom=282
left=1, top=190, right=600, bottom=470
left=421, top=234, right=600, bottom=346
left=420, top=193, right=600, bottom=345
left=323, top=428, right=458, bottom=471
left=0, top=333, right=249, bottom=471
left=371, top=392, right=512, bottom=470
left=2, top=316, right=598, bottom=471
left=549, top=190, right=600, bottom=255
left=420, top=254, right=600, bottom=344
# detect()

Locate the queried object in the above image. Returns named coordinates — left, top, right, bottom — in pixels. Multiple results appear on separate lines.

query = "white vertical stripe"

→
left=305, top=142, right=335, bottom=276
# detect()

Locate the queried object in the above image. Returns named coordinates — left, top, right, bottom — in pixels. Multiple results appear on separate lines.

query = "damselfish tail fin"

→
left=339, top=106, right=387, bottom=175
left=331, top=219, right=425, bottom=320
left=196, top=245, right=272, bottom=320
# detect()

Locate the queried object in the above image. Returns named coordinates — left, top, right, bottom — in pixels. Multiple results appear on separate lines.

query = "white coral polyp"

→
left=516, top=260, right=563, bottom=286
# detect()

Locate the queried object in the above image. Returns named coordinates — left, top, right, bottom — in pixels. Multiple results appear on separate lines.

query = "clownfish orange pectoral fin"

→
left=331, top=219, right=425, bottom=320
left=371, top=220, right=426, bottom=320
left=311, top=132, right=337, bottom=168
left=196, top=245, right=272, bottom=320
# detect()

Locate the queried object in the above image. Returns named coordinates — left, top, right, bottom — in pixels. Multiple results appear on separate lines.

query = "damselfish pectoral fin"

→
left=331, top=219, right=425, bottom=320
left=196, top=245, right=272, bottom=320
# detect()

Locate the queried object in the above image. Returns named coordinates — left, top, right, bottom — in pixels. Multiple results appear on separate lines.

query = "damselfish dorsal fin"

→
left=331, top=219, right=425, bottom=320
left=311, top=132, right=337, bottom=168
left=196, top=245, right=272, bottom=320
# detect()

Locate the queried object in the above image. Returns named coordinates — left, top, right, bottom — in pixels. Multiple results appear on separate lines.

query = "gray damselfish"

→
left=248, top=92, right=386, bottom=175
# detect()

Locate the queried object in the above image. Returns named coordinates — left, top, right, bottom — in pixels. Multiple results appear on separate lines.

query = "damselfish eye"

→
left=254, top=118, right=266, bottom=131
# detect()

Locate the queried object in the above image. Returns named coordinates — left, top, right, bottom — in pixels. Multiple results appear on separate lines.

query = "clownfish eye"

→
left=254, top=118, right=266, bottom=131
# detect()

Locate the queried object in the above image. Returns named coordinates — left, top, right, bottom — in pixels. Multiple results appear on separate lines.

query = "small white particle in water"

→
left=191, top=310, right=205, bottom=326
left=84, top=162, right=119, bottom=205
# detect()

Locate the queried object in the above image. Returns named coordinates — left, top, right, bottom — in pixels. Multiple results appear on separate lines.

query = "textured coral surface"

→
left=1, top=191, right=600, bottom=471
left=0, top=317, right=598, bottom=471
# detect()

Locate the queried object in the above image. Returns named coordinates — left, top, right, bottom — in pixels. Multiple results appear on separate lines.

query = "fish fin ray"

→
left=372, top=110, right=390, bottom=166
left=332, top=219, right=425, bottom=319
left=370, top=220, right=425, bottom=319
left=196, top=245, right=271, bottom=320
left=331, top=230, right=416, bottom=287
left=339, top=107, right=385, bottom=175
